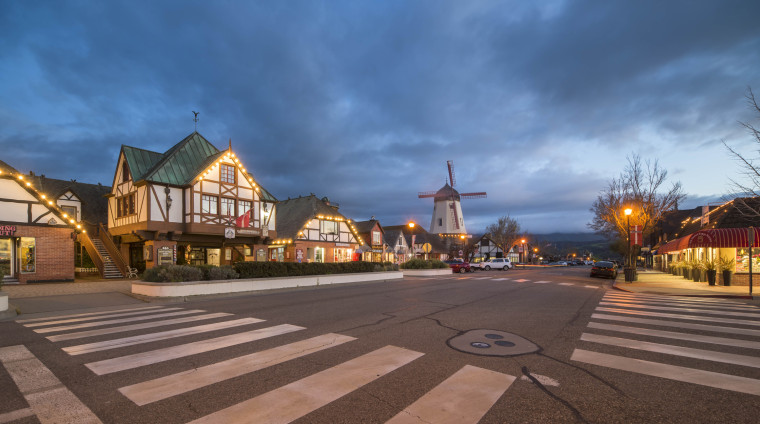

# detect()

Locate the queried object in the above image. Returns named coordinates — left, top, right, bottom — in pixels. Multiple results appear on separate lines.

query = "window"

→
left=399, top=236, right=404, bottom=246
left=320, top=220, right=337, bottom=235
left=20, top=237, right=35, bottom=273
left=61, top=205, right=78, bottom=219
left=372, top=231, right=382, bottom=245
left=221, top=165, right=235, bottom=184
left=438, top=218, right=443, bottom=226
left=201, top=195, right=218, bottom=214
left=116, top=193, right=135, bottom=217
left=220, top=197, right=236, bottom=217
left=238, top=200, right=252, bottom=216
left=122, top=161, right=130, bottom=183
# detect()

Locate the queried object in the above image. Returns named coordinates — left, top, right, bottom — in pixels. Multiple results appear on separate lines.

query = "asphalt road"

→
left=1, top=266, right=759, bottom=423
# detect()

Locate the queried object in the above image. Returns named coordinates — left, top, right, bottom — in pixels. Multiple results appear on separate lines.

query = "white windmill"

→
left=418, top=160, right=486, bottom=236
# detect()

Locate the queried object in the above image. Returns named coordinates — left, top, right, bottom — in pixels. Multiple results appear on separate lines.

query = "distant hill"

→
left=529, top=232, right=619, bottom=260
left=530, top=232, right=605, bottom=243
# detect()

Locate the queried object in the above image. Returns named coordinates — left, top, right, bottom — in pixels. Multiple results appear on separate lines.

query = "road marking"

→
left=188, top=345, right=424, bottom=424
left=47, top=312, right=234, bottom=342
left=22, top=307, right=172, bottom=327
left=598, top=301, right=760, bottom=318
left=0, top=408, right=35, bottom=423
left=601, top=296, right=759, bottom=311
left=587, top=322, right=760, bottom=350
left=559, top=283, right=574, bottom=286
left=385, top=365, right=514, bottom=424
left=492, top=278, right=509, bottom=281
left=603, top=293, right=753, bottom=307
left=519, top=373, right=559, bottom=387
left=15, top=305, right=164, bottom=324
left=120, top=333, right=355, bottom=405
left=580, top=333, right=760, bottom=368
left=584, top=285, right=598, bottom=288
left=62, top=317, right=264, bottom=355
left=532, top=280, right=551, bottom=284
left=571, top=349, right=760, bottom=396
left=595, top=307, right=760, bottom=327
left=474, top=277, right=492, bottom=280
left=0, top=345, right=102, bottom=424
left=34, top=309, right=208, bottom=333
left=513, top=279, right=530, bottom=282
left=456, top=277, right=471, bottom=280
left=87, top=324, right=305, bottom=375
left=591, top=313, right=760, bottom=337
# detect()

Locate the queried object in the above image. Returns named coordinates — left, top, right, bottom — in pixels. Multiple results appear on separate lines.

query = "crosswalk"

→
left=9, top=304, right=517, bottom=423
left=571, top=291, right=760, bottom=396
left=435, top=274, right=600, bottom=289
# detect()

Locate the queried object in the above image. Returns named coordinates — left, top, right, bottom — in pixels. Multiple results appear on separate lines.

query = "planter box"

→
left=402, top=269, right=453, bottom=277
left=132, top=271, right=403, bottom=298
left=0, top=292, right=8, bottom=312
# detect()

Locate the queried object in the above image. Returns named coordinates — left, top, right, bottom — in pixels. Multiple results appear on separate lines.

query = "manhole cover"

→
left=448, top=329, right=540, bottom=357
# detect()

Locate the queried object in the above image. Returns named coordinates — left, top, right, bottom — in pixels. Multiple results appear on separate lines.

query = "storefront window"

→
left=315, top=247, right=325, bottom=263
left=334, top=248, right=353, bottom=262
left=257, top=248, right=266, bottom=262
left=735, top=248, right=760, bottom=272
left=20, top=237, right=35, bottom=273
left=0, top=238, right=11, bottom=277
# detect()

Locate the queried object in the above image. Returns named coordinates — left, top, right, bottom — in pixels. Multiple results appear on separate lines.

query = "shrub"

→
left=208, top=265, right=239, bottom=280
left=234, top=261, right=378, bottom=279
left=399, top=259, right=448, bottom=269
left=192, top=264, right=217, bottom=280
left=718, top=256, right=735, bottom=272
left=143, top=265, right=203, bottom=282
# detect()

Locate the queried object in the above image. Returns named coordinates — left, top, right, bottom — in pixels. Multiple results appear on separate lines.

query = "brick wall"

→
left=15, top=225, right=75, bottom=284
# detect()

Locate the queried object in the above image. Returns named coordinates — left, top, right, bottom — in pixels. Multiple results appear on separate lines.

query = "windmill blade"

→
left=447, top=160, right=456, bottom=187
left=449, top=202, right=460, bottom=230
left=460, top=192, right=487, bottom=199
left=418, top=191, right=439, bottom=198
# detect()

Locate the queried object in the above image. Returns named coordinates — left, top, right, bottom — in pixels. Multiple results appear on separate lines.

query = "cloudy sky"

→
left=2, top=0, right=759, bottom=233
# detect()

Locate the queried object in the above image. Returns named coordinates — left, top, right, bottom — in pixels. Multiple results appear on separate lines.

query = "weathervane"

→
left=192, top=111, right=199, bottom=131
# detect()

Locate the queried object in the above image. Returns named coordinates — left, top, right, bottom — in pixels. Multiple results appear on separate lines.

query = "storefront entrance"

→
left=188, top=247, right=222, bottom=266
left=0, top=238, right=13, bottom=279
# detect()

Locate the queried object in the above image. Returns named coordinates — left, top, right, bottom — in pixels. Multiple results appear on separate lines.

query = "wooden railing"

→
left=79, top=232, right=105, bottom=277
left=98, top=223, right=129, bottom=277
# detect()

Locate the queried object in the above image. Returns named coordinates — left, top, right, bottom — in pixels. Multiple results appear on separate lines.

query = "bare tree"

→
left=724, top=87, right=760, bottom=217
left=589, top=154, right=685, bottom=242
left=485, top=215, right=523, bottom=255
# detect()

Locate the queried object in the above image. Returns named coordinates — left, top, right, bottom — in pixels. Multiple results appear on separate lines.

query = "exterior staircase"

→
left=2, top=276, right=20, bottom=285
left=90, top=238, right=125, bottom=279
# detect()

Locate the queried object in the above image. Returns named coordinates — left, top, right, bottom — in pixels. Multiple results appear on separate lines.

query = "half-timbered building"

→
left=0, top=160, right=101, bottom=284
left=108, top=132, right=277, bottom=269
left=274, top=195, right=363, bottom=262
left=354, top=219, right=388, bottom=262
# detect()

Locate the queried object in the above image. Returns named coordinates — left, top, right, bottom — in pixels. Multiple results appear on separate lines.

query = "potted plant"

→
left=689, top=259, right=703, bottom=282
left=703, top=258, right=717, bottom=286
left=718, top=256, right=735, bottom=286
left=682, top=261, right=692, bottom=280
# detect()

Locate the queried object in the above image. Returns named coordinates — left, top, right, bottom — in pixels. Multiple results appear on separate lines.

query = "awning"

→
left=658, top=227, right=760, bottom=254
left=688, top=227, right=760, bottom=248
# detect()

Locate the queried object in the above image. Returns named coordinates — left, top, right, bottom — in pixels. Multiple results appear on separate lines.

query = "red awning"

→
left=688, top=227, right=760, bottom=248
left=659, top=236, right=687, bottom=254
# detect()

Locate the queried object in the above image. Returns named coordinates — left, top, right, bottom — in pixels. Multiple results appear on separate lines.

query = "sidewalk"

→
left=613, top=269, right=757, bottom=300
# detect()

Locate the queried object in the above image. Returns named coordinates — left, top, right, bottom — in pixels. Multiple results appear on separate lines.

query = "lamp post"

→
left=624, top=208, right=633, bottom=282
left=521, top=239, right=526, bottom=264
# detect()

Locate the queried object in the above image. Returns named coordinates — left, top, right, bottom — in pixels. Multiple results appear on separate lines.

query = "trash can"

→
left=624, top=267, right=636, bottom=282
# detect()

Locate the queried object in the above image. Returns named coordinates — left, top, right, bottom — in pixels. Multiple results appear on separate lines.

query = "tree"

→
left=485, top=215, right=523, bottom=256
left=723, top=87, right=760, bottom=217
left=589, top=154, right=685, bottom=242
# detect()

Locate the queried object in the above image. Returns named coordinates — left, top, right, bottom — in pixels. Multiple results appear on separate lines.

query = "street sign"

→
left=422, top=243, right=432, bottom=253
left=458, top=250, right=463, bottom=256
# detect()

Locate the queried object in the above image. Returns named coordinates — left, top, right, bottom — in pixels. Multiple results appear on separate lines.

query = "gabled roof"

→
left=275, top=195, right=350, bottom=240
left=354, top=219, right=383, bottom=234
left=383, top=228, right=405, bottom=248
left=383, top=224, right=448, bottom=253
left=28, top=175, right=111, bottom=223
left=660, top=198, right=760, bottom=244
left=122, top=146, right=164, bottom=181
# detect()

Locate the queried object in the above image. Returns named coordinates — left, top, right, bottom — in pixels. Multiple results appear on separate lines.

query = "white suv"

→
left=479, top=258, right=514, bottom=270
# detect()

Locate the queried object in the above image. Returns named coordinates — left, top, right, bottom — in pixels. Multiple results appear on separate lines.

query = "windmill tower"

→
left=418, top=160, right=486, bottom=236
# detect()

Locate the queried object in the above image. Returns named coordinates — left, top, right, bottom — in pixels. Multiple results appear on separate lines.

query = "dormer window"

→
left=122, top=161, right=130, bottom=183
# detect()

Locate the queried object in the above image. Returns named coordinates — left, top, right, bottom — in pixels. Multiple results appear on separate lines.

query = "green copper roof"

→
left=121, top=132, right=278, bottom=202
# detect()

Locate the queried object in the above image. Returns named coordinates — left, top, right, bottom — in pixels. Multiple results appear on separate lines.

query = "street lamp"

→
left=624, top=208, right=633, bottom=282
left=521, top=239, right=526, bottom=264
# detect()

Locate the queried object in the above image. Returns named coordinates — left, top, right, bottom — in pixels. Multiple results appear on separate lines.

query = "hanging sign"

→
left=224, top=227, right=236, bottom=239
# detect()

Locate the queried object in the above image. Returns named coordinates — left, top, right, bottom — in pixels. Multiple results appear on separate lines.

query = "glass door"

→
left=0, top=238, right=12, bottom=278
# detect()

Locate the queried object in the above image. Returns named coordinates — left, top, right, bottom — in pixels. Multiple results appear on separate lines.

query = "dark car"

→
left=590, top=261, right=618, bottom=279
left=444, top=259, right=472, bottom=273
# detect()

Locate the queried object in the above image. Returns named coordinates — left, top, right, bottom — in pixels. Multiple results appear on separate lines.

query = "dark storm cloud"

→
left=1, top=0, right=759, bottom=233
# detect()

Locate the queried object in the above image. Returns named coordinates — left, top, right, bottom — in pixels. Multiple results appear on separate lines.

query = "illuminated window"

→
left=201, top=195, right=218, bottom=214
left=372, top=231, right=382, bottom=245
left=220, top=197, right=236, bottom=217
left=320, top=220, right=337, bottom=234
left=221, top=165, right=235, bottom=184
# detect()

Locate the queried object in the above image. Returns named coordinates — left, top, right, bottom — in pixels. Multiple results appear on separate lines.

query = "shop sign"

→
left=224, top=227, right=236, bottom=239
left=0, top=225, right=16, bottom=236
left=336, top=243, right=350, bottom=247
left=157, top=246, right=174, bottom=265
left=371, top=249, right=383, bottom=253
left=296, top=248, right=304, bottom=263
left=237, top=228, right=261, bottom=236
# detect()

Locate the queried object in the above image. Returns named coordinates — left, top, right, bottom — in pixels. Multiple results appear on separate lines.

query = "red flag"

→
left=235, top=209, right=251, bottom=228
left=630, top=225, right=642, bottom=246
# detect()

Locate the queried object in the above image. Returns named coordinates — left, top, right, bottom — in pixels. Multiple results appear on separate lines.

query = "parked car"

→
left=554, top=261, right=568, bottom=266
left=444, top=259, right=472, bottom=273
left=479, top=258, right=514, bottom=270
left=590, top=261, right=618, bottom=279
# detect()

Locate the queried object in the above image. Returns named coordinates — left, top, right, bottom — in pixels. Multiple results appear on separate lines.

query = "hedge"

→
left=142, top=261, right=398, bottom=282
left=399, top=259, right=448, bottom=269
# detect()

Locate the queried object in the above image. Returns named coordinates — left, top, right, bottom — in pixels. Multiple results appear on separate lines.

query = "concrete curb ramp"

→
left=132, top=271, right=403, bottom=298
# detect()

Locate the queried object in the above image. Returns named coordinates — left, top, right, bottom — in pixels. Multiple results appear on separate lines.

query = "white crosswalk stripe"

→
left=573, top=292, right=760, bottom=396
left=22, top=306, right=175, bottom=327
left=32, top=305, right=519, bottom=421
left=15, top=305, right=165, bottom=324
left=532, top=280, right=551, bottom=284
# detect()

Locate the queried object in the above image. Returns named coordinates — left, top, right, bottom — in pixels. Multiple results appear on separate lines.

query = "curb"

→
left=611, top=281, right=754, bottom=299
